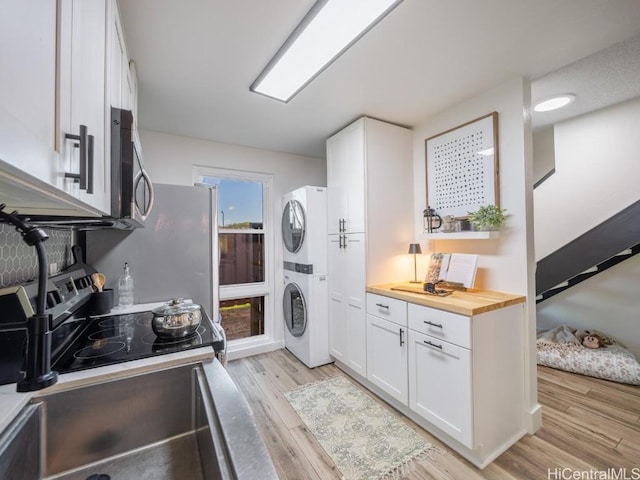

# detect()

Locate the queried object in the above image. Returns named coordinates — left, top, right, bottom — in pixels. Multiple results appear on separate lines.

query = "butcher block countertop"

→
left=367, top=282, right=526, bottom=316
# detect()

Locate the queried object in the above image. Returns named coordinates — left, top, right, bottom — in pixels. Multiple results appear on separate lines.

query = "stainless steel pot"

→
left=152, top=299, right=202, bottom=338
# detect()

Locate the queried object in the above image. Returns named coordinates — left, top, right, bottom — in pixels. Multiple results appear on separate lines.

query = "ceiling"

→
left=118, top=0, right=640, bottom=159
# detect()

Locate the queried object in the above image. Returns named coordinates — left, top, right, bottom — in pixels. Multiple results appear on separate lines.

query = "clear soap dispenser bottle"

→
left=118, top=262, right=134, bottom=308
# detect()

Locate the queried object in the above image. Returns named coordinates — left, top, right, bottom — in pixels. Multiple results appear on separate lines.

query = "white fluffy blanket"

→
left=536, top=325, right=613, bottom=347
left=536, top=325, right=640, bottom=385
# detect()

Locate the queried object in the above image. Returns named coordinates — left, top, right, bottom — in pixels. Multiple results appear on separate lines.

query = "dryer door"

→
left=282, top=200, right=306, bottom=253
left=283, top=282, right=307, bottom=337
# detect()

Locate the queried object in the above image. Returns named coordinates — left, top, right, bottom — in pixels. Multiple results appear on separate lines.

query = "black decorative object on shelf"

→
left=423, top=206, right=442, bottom=233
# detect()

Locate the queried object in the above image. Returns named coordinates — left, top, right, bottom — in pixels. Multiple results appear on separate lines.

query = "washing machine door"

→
left=282, top=200, right=306, bottom=253
left=283, top=282, right=307, bottom=337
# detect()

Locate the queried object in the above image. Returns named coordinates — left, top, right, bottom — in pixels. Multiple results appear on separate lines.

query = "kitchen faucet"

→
left=0, top=204, right=58, bottom=391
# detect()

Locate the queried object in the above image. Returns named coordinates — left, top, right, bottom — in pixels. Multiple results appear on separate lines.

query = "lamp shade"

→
left=408, top=243, right=422, bottom=254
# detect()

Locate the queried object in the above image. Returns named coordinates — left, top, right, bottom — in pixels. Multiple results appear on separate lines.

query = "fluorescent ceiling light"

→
left=250, top=0, right=403, bottom=102
left=534, top=94, right=576, bottom=112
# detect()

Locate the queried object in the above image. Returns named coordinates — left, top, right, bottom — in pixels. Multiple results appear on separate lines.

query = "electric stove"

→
left=53, top=308, right=225, bottom=374
left=0, top=254, right=225, bottom=385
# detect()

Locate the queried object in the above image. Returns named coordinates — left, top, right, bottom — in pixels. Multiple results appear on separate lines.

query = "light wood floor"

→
left=227, top=349, right=640, bottom=479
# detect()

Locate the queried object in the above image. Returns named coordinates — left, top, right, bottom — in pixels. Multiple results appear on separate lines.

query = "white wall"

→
left=139, top=129, right=326, bottom=356
left=411, top=77, right=541, bottom=432
left=532, top=126, right=555, bottom=185
left=140, top=130, right=326, bottom=192
left=534, top=97, right=640, bottom=260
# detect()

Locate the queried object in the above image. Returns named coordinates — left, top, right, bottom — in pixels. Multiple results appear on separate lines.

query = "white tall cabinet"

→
left=326, top=117, right=413, bottom=378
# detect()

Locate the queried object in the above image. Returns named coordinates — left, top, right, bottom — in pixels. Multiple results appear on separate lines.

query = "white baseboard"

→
left=526, top=402, right=543, bottom=433
left=226, top=339, right=285, bottom=361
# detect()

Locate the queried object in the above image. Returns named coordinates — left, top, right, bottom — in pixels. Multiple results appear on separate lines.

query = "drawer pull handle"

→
left=375, top=303, right=389, bottom=310
left=424, top=320, right=443, bottom=328
left=399, top=328, right=405, bottom=346
left=424, top=340, right=443, bottom=350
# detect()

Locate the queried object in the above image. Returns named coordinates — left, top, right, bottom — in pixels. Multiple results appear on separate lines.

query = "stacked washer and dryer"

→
left=281, top=186, right=332, bottom=368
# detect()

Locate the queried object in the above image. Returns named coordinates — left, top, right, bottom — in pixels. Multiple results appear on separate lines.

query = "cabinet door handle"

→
left=65, top=124, right=88, bottom=190
left=342, top=234, right=347, bottom=248
left=424, top=340, right=443, bottom=350
left=86, top=134, right=94, bottom=194
left=342, top=218, right=347, bottom=232
left=399, top=328, right=405, bottom=346
left=424, top=320, right=443, bottom=328
left=375, top=303, right=389, bottom=309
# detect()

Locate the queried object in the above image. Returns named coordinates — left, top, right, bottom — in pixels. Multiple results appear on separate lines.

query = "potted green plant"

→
left=467, top=204, right=507, bottom=231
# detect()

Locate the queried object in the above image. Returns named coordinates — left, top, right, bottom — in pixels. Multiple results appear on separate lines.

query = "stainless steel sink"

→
left=0, top=360, right=277, bottom=480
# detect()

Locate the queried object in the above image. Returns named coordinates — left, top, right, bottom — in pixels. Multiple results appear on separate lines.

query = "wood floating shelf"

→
left=422, top=231, right=500, bottom=240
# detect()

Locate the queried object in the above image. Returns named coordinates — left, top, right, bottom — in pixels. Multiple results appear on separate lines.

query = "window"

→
left=196, top=169, right=273, bottom=347
left=220, top=297, right=264, bottom=341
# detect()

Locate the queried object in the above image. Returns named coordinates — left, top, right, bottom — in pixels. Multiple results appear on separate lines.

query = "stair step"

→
left=537, top=240, right=640, bottom=304
left=580, top=266, right=598, bottom=274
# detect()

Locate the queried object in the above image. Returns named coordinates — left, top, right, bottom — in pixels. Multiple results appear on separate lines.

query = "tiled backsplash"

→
left=0, top=223, right=75, bottom=288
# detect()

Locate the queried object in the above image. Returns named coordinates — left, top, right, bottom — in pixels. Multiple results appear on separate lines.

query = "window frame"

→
left=193, top=166, right=274, bottom=353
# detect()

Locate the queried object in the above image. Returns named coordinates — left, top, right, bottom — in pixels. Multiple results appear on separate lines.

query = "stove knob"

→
left=46, top=290, right=62, bottom=308
left=46, top=291, right=56, bottom=309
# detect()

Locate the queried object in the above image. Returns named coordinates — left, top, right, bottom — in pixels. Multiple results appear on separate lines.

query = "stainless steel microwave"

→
left=110, top=107, right=154, bottom=229
left=25, top=109, right=154, bottom=230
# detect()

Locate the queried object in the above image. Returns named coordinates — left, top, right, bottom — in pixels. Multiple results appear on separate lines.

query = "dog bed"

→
left=536, top=325, right=640, bottom=385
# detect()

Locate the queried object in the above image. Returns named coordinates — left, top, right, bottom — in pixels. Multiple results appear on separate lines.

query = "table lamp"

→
left=408, top=243, right=422, bottom=283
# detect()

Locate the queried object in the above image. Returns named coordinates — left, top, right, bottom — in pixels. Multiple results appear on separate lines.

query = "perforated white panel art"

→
left=426, top=113, right=498, bottom=218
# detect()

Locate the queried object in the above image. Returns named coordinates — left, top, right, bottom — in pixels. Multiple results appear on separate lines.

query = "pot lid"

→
left=152, top=299, right=201, bottom=316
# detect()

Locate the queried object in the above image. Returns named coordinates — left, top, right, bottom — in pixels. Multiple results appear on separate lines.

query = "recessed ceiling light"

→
left=250, top=0, right=403, bottom=103
left=533, top=94, right=576, bottom=112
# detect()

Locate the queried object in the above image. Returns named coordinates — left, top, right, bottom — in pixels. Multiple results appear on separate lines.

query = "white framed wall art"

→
left=425, top=112, right=499, bottom=218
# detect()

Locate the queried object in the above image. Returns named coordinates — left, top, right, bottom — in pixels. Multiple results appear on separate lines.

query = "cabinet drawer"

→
left=408, top=303, right=470, bottom=349
left=366, top=293, right=407, bottom=327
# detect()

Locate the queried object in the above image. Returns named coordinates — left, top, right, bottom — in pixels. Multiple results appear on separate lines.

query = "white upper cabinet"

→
left=0, top=1, right=59, bottom=186
left=107, top=0, right=132, bottom=111
left=0, top=0, right=136, bottom=216
left=58, top=0, right=110, bottom=214
left=326, top=119, right=365, bottom=234
left=126, top=60, right=139, bottom=125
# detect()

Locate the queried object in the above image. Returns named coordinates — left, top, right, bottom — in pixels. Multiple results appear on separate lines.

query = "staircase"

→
left=536, top=199, right=640, bottom=304
left=536, top=243, right=640, bottom=303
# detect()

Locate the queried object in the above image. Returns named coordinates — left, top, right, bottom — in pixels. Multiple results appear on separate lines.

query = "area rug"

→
left=285, top=375, right=437, bottom=480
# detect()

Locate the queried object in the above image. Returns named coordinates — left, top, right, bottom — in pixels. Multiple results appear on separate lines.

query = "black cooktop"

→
left=53, top=309, right=224, bottom=374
